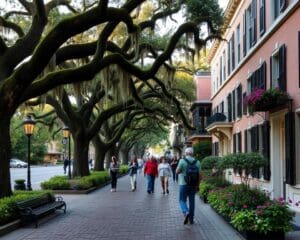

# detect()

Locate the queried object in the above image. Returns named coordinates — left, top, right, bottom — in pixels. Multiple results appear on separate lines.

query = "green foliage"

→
left=184, top=0, right=224, bottom=30
left=10, top=116, right=48, bottom=164
left=201, top=155, right=221, bottom=170
left=41, top=176, right=71, bottom=190
left=14, top=179, right=25, bottom=184
left=199, top=181, right=214, bottom=199
left=221, top=152, right=266, bottom=185
left=193, top=141, right=212, bottom=161
left=119, top=165, right=129, bottom=174
left=0, top=190, right=53, bottom=225
left=40, top=171, right=111, bottom=190
left=231, top=200, right=294, bottom=234
left=207, top=184, right=269, bottom=218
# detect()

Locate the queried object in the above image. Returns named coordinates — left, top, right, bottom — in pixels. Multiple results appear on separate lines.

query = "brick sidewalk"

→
left=3, top=174, right=245, bottom=240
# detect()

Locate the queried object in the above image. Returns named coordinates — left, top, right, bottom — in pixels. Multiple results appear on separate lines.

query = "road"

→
left=10, top=165, right=68, bottom=190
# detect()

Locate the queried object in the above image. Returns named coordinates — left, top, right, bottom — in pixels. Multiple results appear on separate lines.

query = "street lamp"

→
left=23, top=115, right=36, bottom=191
left=62, top=126, right=71, bottom=179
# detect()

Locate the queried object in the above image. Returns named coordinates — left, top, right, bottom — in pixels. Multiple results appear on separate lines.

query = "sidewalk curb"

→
left=0, top=220, right=20, bottom=237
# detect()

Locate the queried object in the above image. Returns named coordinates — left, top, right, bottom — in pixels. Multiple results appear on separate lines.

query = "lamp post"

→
left=23, top=115, right=36, bottom=191
left=62, top=126, right=71, bottom=179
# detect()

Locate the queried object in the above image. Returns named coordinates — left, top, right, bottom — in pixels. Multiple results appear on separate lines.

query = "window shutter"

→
left=232, top=33, right=235, bottom=70
left=233, top=134, right=236, bottom=153
left=299, top=32, right=300, bottom=88
left=228, top=43, right=231, bottom=75
left=260, top=61, right=266, bottom=90
left=251, top=0, right=257, bottom=46
left=280, top=0, right=287, bottom=12
left=227, top=93, right=232, bottom=122
left=232, top=90, right=236, bottom=121
left=238, top=132, right=242, bottom=153
left=215, top=142, right=219, bottom=156
left=243, top=13, right=246, bottom=57
left=279, top=45, right=287, bottom=91
left=262, top=121, right=271, bottom=180
left=244, top=130, right=248, bottom=153
left=285, top=112, right=296, bottom=185
left=243, top=92, right=247, bottom=115
left=251, top=126, right=260, bottom=178
left=237, top=85, right=242, bottom=118
left=259, top=0, right=266, bottom=36
left=270, top=56, right=273, bottom=88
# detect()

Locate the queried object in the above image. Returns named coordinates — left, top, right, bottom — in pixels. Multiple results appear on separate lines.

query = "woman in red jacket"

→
left=144, top=156, right=158, bottom=194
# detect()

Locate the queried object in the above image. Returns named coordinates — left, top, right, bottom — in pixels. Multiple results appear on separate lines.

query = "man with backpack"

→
left=176, top=147, right=202, bottom=225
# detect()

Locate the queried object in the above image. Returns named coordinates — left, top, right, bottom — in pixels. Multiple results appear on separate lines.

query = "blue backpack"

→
left=184, top=158, right=199, bottom=186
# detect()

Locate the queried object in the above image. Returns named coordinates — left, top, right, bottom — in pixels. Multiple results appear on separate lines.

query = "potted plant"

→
left=14, top=179, right=26, bottom=190
left=245, top=88, right=290, bottom=113
left=231, top=199, right=295, bottom=240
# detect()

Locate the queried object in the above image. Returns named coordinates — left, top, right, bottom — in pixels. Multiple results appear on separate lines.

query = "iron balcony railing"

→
left=207, top=112, right=229, bottom=126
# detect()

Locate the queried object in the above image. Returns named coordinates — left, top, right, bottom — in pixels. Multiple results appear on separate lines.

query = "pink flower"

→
left=243, top=204, right=248, bottom=209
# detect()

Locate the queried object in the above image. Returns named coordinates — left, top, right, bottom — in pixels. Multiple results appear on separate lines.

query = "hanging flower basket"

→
left=245, top=88, right=290, bottom=113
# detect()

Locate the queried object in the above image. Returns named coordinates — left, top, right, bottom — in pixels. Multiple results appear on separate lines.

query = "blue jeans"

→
left=179, top=185, right=196, bottom=220
left=146, top=175, right=155, bottom=192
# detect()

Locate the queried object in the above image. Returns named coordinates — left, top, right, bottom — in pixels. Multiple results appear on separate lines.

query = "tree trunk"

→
left=92, top=136, right=106, bottom=171
left=73, top=134, right=90, bottom=177
left=0, top=115, right=13, bottom=197
left=119, top=148, right=129, bottom=165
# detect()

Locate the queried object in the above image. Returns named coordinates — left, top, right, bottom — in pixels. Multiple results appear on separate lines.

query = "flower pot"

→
left=14, top=181, right=26, bottom=190
left=244, top=231, right=285, bottom=240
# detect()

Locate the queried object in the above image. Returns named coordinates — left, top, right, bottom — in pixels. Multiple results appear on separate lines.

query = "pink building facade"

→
left=206, top=0, right=300, bottom=208
left=188, top=71, right=212, bottom=145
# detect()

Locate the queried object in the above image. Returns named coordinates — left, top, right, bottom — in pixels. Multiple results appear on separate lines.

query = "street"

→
left=10, top=165, right=68, bottom=190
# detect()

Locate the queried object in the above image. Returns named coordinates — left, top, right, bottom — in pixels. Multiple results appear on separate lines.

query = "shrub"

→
left=221, top=152, right=266, bottom=185
left=14, top=179, right=25, bottom=184
left=41, top=176, right=71, bottom=190
left=119, top=165, right=129, bottom=174
left=0, top=190, right=53, bottom=225
left=207, top=184, right=268, bottom=218
left=201, top=156, right=221, bottom=170
left=199, top=182, right=214, bottom=200
left=231, top=199, right=295, bottom=234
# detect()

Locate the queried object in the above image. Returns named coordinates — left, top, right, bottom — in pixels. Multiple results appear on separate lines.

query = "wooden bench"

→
left=16, top=193, right=66, bottom=228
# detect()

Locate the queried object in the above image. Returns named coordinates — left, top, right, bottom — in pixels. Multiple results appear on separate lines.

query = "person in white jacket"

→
left=158, top=156, right=172, bottom=194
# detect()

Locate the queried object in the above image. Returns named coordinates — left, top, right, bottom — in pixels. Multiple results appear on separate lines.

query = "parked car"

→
left=10, top=159, right=28, bottom=168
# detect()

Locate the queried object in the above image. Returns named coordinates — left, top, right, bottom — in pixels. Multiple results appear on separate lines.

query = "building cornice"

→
left=207, top=0, right=241, bottom=63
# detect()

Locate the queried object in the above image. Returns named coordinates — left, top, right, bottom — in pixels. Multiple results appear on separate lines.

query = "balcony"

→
left=206, top=112, right=233, bottom=140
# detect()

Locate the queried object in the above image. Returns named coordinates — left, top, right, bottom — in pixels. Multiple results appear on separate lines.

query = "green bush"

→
left=119, top=165, right=129, bottom=174
left=207, top=184, right=268, bottom=218
left=201, top=156, right=222, bottom=170
left=41, top=176, right=71, bottom=190
left=231, top=200, right=295, bottom=234
left=0, top=190, right=53, bottom=225
left=199, top=182, right=214, bottom=199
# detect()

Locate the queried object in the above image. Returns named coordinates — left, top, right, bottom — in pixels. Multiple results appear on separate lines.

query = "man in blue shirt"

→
left=176, top=147, right=202, bottom=224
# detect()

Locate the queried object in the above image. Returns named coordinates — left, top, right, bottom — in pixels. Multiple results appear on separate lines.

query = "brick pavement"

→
left=1, top=175, right=249, bottom=240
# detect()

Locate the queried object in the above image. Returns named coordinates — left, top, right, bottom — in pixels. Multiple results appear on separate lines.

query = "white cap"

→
left=185, top=147, right=193, bottom=155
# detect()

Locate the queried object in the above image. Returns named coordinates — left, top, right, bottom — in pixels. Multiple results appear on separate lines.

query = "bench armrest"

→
left=55, top=196, right=64, bottom=201
left=19, top=207, right=33, bottom=215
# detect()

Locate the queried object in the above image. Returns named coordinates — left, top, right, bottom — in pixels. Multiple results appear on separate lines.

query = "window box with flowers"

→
left=245, top=88, right=291, bottom=113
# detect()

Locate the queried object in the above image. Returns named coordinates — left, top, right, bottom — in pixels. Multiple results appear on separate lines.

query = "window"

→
left=219, top=56, right=223, bottom=85
left=270, top=45, right=286, bottom=90
left=227, top=42, right=231, bottom=75
left=237, top=25, right=241, bottom=63
left=246, top=6, right=252, bottom=52
left=298, top=32, right=300, bottom=88
left=223, top=51, right=226, bottom=81
left=232, top=89, right=236, bottom=121
left=259, top=0, right=266, bottom=36
left=272, top=0, right=286, bottom=21
left=251, top=0, right=257, bottom=46
left=249, top=61, right=266, bottom=91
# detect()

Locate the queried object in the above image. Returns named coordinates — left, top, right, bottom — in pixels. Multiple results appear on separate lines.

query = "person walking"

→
left=110, top=156, right=119, bottom=192
left=144, top=155, right=158, bottom=194
left=176, top=147, right=202, bottom=225
left=158, top=156, right=172, bottom=194
left=63, top=158, right=69, bottom=174
left=128, top=157, right=138, bottom=191
left=170, top=156, right=179, bottom=183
